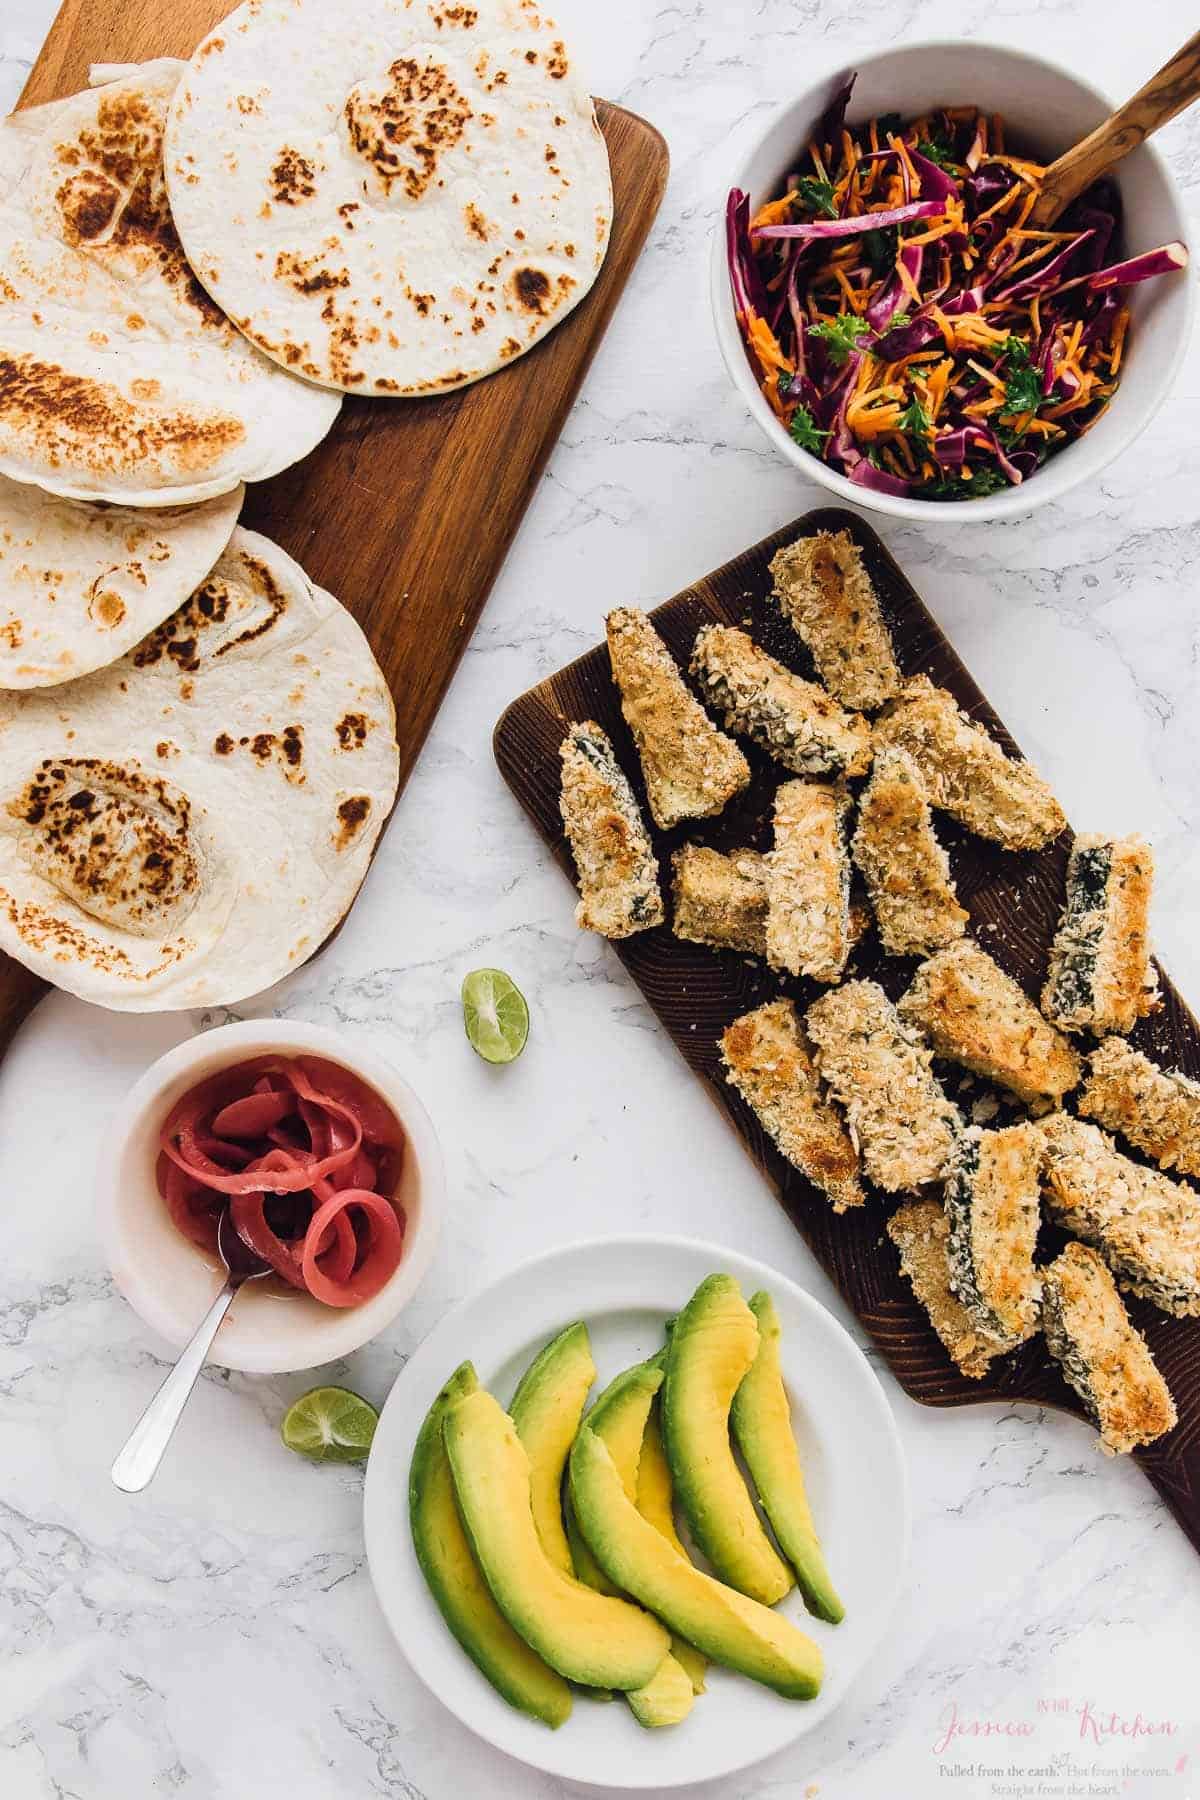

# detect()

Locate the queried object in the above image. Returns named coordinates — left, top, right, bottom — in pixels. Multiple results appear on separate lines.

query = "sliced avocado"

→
left=625, top=1646, right=696, bottom=1728
left=570, top=1422, right=823, bottom=1700
left=635, top=1403, right=708, bottom=1694
left=572, top=1356, right=695, bottom=1728
left=566, top=1496, right=618, bottom=1594
left=409, top=1363, right=572, bottom=1728
left=443, top=1385, right=670, bottom=1691
left=510, top=1321, right=596, bottom=1575
left=732, top=1291, right=845, bottom=1625
left=662, top=1274, right=793, bottom=1605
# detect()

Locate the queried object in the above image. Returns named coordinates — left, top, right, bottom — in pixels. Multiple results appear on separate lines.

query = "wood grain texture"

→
left=494, top=506, right=1200, bottom=1557
left=0, top=0, right=668, bottom=1058
left=1030, top=28, right=1200, bottom=225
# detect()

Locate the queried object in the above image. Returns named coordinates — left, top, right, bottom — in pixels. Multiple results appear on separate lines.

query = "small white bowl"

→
left=711, top=39, right=1194, bottom=523
left=97, top=1019, right=444, bottom=1374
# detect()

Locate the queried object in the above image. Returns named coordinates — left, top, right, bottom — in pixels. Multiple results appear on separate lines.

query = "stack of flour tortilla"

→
left=0, top=0, right=610, bottom=1009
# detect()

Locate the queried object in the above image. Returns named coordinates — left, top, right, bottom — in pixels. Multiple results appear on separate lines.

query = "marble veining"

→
left=2, top=2, right=1200, bottom=1796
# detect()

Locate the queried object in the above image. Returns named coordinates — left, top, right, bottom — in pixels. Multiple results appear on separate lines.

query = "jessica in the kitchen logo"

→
left=932, top=1698, right=1182, bottom=1757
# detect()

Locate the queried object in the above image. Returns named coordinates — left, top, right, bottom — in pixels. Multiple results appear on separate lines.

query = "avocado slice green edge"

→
left=569, top=1415, right=823, bottom=1701
left=408, top=1362, right=572, bottom=1729
left=444, top=1385, right=671, bottom=1692
left=509, top=1321, right=596, bottom=1576
left=570, top=1356, right=696, bottom=1727
left=634, top=1401, right=708, bottom=1694
left=732, top=1291, right=845, bottom=1625
left=662, top=1274, right=794, bottom=1606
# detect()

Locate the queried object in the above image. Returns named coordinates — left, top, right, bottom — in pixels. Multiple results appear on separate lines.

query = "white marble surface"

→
left=2, top=4, right=1200, bottom=1798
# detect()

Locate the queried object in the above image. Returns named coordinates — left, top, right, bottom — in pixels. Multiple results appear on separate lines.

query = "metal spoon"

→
left=111, top=1211, right=272, bottom=1493
left=1030, top=30, right=1200, bottom=226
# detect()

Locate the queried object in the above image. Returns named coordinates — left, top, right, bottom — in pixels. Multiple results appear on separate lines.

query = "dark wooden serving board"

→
left=494, top=506, right=1200, bottom=1554
left=0, top=0, right=668, bottom=1055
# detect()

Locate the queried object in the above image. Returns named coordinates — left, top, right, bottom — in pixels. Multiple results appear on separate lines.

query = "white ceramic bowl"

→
left=711, top=40, right=1194, bottom=523
left=97, top=1019, right=444, bottom=1374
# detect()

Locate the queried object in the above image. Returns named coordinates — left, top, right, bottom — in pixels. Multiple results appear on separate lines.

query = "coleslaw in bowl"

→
left=711, top=41, right=1194, bottom=522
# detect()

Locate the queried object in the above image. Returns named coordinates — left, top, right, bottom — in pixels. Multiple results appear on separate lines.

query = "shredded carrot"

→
left=752, top=193, right=797, bottom=231
left=897, top=258, right=924, bottom=307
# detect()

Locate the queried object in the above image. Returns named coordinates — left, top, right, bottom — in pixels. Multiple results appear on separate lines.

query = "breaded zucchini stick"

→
left=559, top=721, right=664, bottom=939
left=1037, top=1112, right=1200, bottom=1318
left=690, top=624, right=871, bottom=779
left=1079, top=1036, right=1200, bottom=1178
left=671, top=844, right=767, bottom=956
left=721, top=999, right=863, bottom=1212
left=606, top=607, right=750, bottom=829
left=805, top=979, right=961, bottom=1192
left=887, top=1200, right=1009, bottom=1378
left=851, top=746, right=967, bottom=956
left=1042, top=834, right=1157, bottom=1035
left=766, top=780, right=852, bottom=983
left=942, top=1123, right=1043, bottom=1349
left=1042, top=1242, right=1177, bottom=1454
left=899, top=940, right=1081, bottom=1110
left=768, top=528, right=901, bottom=712
left=873, top=675, right=1065, bottom=850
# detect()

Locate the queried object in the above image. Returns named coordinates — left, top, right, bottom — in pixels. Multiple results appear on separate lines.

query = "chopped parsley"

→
left=795, top=175, right=837, bottom=220
left=925, top=465, right=1009, bottom=501
left=899, top=397, right=931, bottom=436
left=1000, top=337, right=1043, bottom=417
left=809, top=313, right=867, bottom=366
left=917, top=136, right=954, bottom=169
left=788, top=405, right=831, bottom=454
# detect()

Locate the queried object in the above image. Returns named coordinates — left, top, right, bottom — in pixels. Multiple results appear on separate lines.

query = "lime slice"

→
left=281, top=1386, right=379, bottom=1463
left=461, top=968, right=529, bottom=1064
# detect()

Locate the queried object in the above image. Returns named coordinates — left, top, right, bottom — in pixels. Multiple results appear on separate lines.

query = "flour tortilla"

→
left=0, top=528, right=398, bottom=1010
left=0, top=61, right=341, bottom=504
left=0, top=476, right=241, bottom=687
left=164, top=0, right=612, bottom=395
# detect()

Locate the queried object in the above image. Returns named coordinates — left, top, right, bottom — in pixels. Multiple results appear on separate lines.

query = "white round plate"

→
left=364, top=1235, right=909, bottom=1789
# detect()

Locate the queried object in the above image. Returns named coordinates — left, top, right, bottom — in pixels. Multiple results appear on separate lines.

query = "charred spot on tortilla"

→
left=271, top=147, right=318, bottom=204
left=336, top=712, right=369, bottom=749
left=56, top=172, right=122, bottom=241
left=3, top=893, right=141, bottom=972
left=132, top=557, right=285, bottom=670
left=510, top=266, right=553, bottom=315
left=274, top=250, right=351, bottom=296
left=0, top=355, right=247, bottom=478
left=9, top=758, right=200, bottom=935
left=343, top=58, right=472, bottom=201
left=334, top=794, right=371, bottom=849
left=54, top=88, right=226, bottom=325
left=89, top=590, right=126, bottom=629
left=464, top=203, right=493, bottom=241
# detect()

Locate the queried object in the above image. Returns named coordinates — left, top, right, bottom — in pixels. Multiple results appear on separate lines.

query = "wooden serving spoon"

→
left=1030, top=30, right=1200, bottom=226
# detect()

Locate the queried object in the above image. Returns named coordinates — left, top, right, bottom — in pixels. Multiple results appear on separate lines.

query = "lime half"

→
left=281, top=1386, right=379, bottom=1463
left=462, top=968, right=529, bottom=1064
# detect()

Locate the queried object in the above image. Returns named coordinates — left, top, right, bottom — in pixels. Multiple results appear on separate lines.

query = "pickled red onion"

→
left=156, top=1054, right=406, bottom=1309
left=301, top=1189, right=405, bottom=1308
